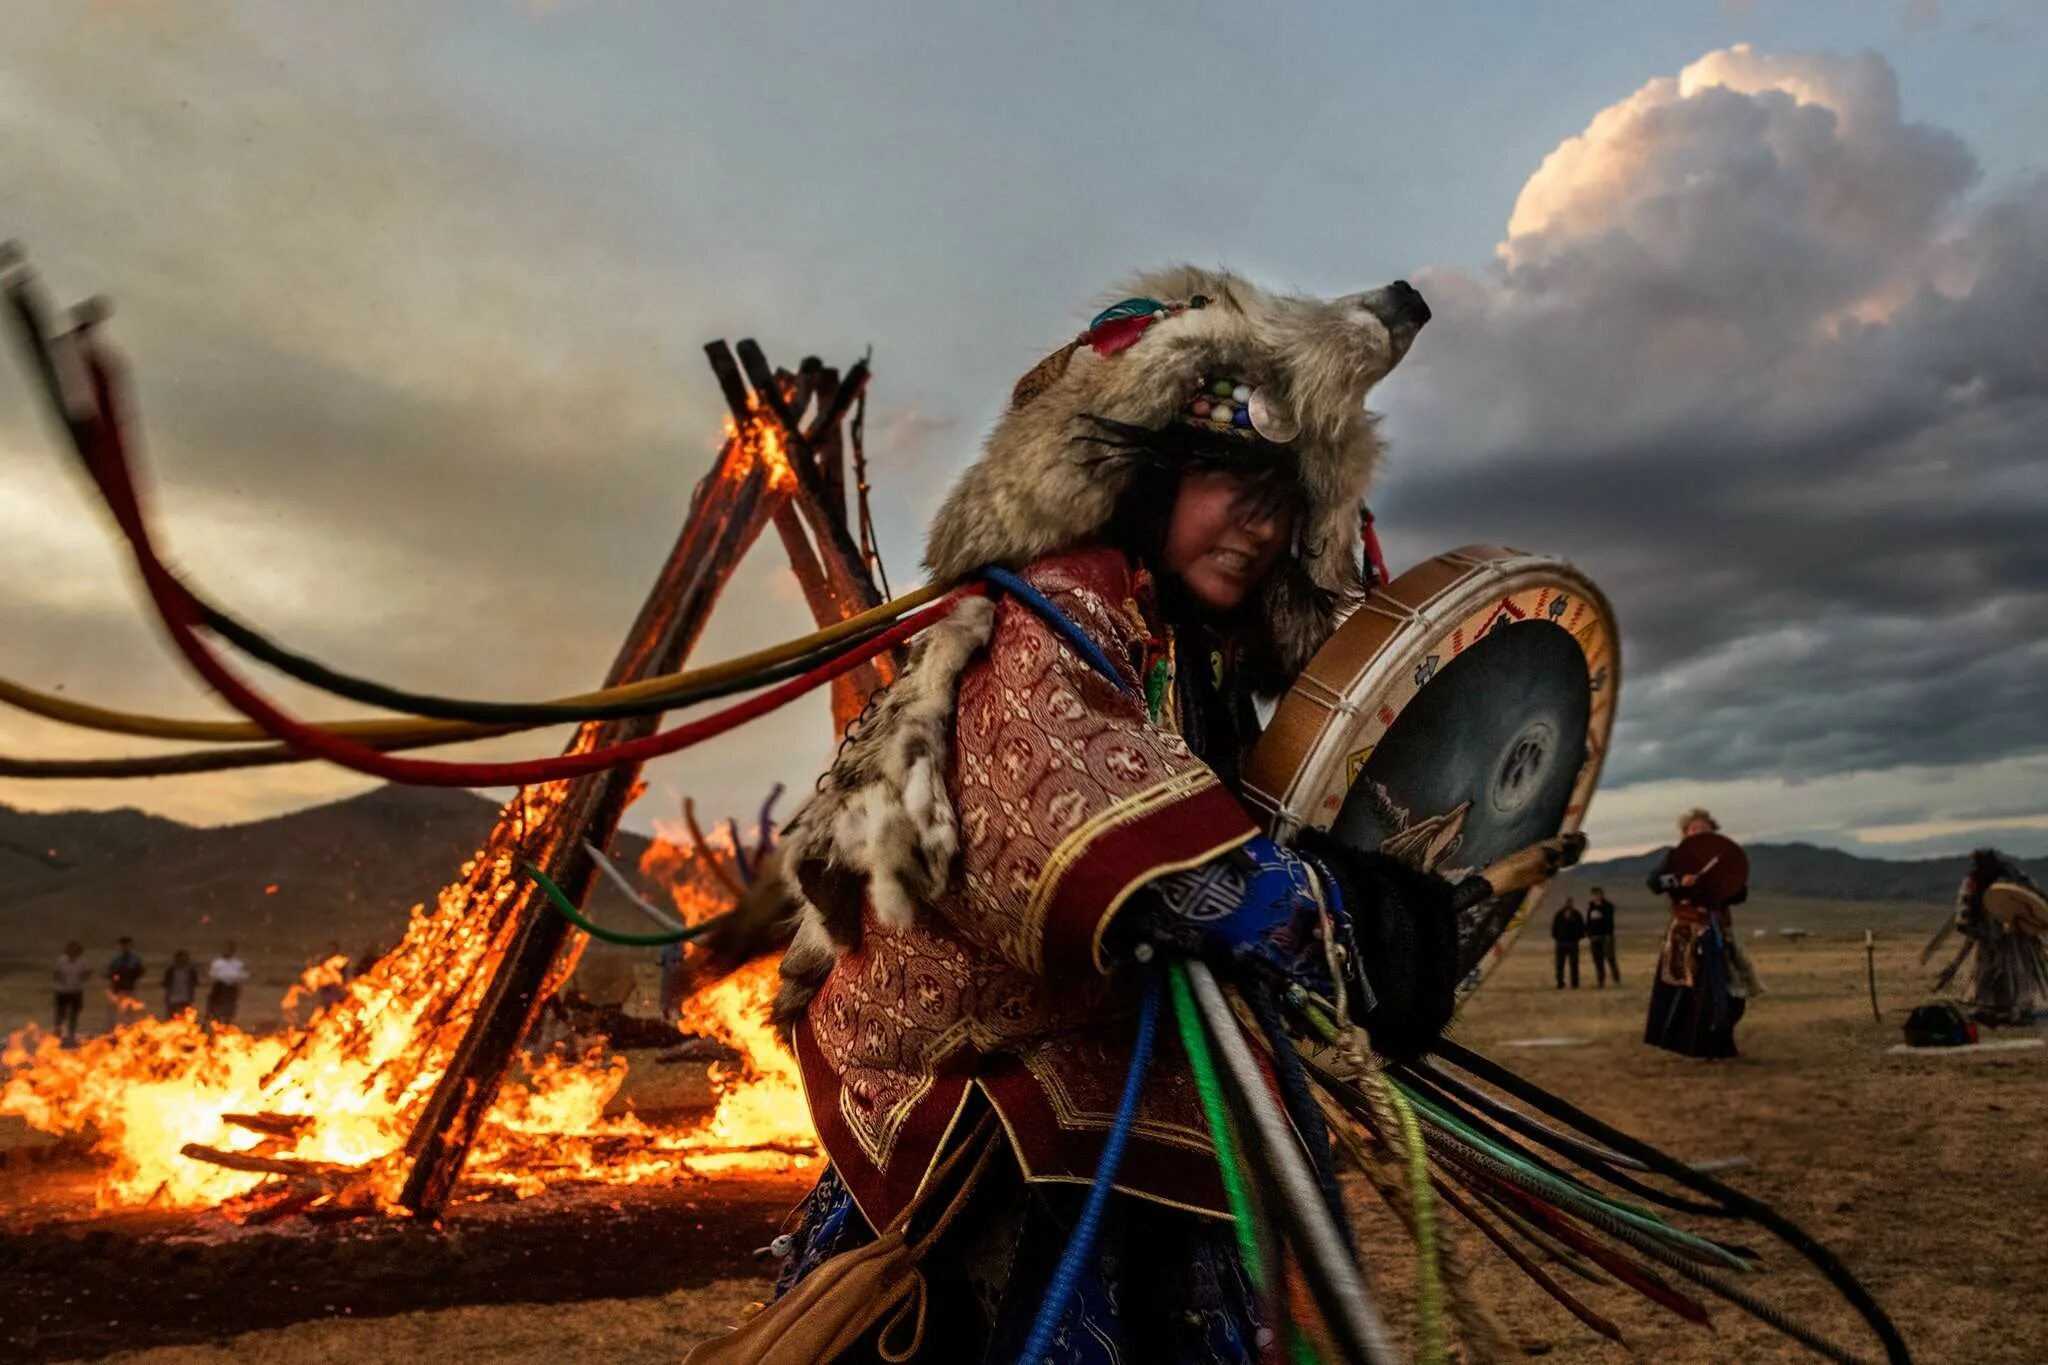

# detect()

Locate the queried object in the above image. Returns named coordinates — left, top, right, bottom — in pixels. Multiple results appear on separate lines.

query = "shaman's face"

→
left=1163, top=470, right=1297, bottom=611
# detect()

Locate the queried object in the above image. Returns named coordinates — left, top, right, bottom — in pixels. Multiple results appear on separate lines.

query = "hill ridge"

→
left=1563, top=840, right=2047, bottom=905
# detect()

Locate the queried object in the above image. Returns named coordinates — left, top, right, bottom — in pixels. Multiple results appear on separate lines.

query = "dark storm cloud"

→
left=1376, top=47, right=2048, bottom=792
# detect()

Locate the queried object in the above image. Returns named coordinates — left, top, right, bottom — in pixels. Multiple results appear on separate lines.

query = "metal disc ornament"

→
left=1247, top=386, right=1300, bottom=443
left=1243, top=545, right=1620, bottom=999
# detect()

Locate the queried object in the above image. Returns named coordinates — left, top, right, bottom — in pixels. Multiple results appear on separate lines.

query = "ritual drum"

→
left=1664, top=831, right=1750, bottom=908
left=1983, top=880, right=2048, bottom=936
left=1243, top=546, right=1619, bottom=998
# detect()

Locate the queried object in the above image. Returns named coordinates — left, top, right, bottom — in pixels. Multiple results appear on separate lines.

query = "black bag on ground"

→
left=1902, top=1002, right=1977, bottom=1048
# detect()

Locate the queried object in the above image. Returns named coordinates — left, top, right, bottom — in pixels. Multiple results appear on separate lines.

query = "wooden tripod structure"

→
left=397, top=341, right=894, bottom=1216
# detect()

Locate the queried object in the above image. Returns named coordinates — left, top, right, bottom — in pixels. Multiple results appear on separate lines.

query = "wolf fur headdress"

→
left=928, top=263, right=1429, bottom=681
left=771, top=266, right=1429, bottom=1019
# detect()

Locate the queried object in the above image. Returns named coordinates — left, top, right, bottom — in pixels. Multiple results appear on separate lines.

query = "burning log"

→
left=220, top=1112, right=315, bottom=1140
left=398, top=438, right=775, bottom=1217
left=179, top=1143, right=354, bottom=1179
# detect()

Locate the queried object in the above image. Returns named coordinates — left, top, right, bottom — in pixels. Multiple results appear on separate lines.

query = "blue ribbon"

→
left=981, top=565, right=1132, bottom=696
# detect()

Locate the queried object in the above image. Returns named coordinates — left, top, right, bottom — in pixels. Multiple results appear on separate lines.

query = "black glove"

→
left=1294, top=829, right=1459, bottom=1060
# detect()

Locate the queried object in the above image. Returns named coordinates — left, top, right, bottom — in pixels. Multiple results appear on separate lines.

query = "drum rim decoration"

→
left=1243, top=544, right=1621, bottom=1000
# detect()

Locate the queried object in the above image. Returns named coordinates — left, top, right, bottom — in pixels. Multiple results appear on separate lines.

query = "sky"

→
left=1, top=1, right=2044, bottom=861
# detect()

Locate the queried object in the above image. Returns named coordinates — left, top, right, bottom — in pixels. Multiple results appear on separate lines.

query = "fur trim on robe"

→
left=774, top=595, right=996, bottom=1025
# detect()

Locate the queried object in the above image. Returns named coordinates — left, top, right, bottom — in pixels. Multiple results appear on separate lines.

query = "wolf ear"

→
left=1010, top=340, right=1081, bottom=411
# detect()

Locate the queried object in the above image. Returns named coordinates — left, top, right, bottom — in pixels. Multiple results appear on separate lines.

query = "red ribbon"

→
left=72, top=342, right=977, bottom=788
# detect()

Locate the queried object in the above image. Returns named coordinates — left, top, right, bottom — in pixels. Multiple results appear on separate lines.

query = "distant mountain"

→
left=6, top=793, right=2035, bottom=964
left=1561, top=841, right=2048, bottom=904
left=0, top=786, right=659, bottom=963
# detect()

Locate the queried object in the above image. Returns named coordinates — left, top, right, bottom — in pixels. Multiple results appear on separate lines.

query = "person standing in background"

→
left=657, top=939, right=685, bottom=1023
left=105, top=935, right=144, bottom=1029
left=205, top=941, right=249, bottom=1026
left=53, top=940, right=89, bottom=1046
left=1585, top=887, right=1619, bottom=987
left=163, top=948, right=200, bottom=1017
left=1552, top=897, right=1586, bottom=989
left=1645, top=809, right=1758, bottom=1058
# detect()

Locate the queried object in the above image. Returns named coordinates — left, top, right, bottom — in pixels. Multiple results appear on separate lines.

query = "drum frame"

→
left=1243, top=545, right=1621, bottom=995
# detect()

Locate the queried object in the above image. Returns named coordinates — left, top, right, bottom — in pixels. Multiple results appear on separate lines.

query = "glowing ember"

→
left=1, top=786, right=814, bottom=1218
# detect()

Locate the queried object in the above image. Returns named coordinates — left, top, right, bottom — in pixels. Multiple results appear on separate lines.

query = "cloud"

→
left=0, top=3, right=852, bottom=827
left=2, top=21, right=2041, bottom=867
left=1378, top=45, right=2048, bottom=807
left=1582, top=749, right=2048, bottom=860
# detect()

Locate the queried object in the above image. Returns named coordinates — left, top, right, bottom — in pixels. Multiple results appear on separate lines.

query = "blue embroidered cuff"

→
left=1137, top=835, right=1334, bottom=990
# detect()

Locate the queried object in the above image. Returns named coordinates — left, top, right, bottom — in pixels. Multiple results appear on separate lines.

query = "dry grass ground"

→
left=47, top=896, right=2048, bottom=1363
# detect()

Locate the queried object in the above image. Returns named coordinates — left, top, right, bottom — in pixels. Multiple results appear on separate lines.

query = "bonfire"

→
left=0, top=797, right=815, bottom=1219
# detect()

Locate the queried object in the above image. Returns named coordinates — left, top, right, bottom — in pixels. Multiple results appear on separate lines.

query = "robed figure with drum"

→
left=687, top=263, right=1625, bottom=1363
left=1925, top=848, right=2048, bottom=1026
left=1644, top=808, right=1763, bottom=1058
left=678, top=268, right=1459, bottom=1360
left=680, top=267, right=1908, bottom=1365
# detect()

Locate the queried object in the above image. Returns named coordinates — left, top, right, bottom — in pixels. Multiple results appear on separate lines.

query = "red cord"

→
left=1360, top=507, right=1390, bottom=588
left=77, top=347, right=975, bottom=788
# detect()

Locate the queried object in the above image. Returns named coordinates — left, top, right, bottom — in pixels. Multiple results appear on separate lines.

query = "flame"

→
left=1, top=786, right=816, bottom=1218
left=724, top=402, right=798, bottom=495
left=640, top=816, right=815, bottom=1164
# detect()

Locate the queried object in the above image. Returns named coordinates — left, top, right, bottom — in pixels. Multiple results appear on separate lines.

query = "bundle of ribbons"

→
left=0, top=250, right=1910, bottom=1363
left=1143, top=961, right=1911, bottom=1363
left=0, top=248, right=979, bottom=789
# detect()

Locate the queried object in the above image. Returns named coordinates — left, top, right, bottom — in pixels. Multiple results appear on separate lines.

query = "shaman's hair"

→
left=1094, top=428, right=1351, bottom=694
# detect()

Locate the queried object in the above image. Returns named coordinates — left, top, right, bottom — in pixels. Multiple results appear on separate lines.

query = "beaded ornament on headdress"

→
left=1080, top=296, right=1302, bottom=445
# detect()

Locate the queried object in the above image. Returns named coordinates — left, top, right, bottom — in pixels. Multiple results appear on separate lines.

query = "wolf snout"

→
left=1364, top=279, right=1430, bottom=331
left=1385, top=279, right=1430, bottom=326
left=1352, top=279, right=1431, bottom=364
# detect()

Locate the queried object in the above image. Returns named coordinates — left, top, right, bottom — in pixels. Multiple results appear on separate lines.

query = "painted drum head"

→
left=1984, top=881, right=2048, bottom=936
left=1665, top=832, right=1749, bottom=907
left=1243, top=546, right=1620, bottom=1000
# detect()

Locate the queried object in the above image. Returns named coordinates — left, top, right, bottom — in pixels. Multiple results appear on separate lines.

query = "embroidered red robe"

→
left=791, top=548, right=1259, bottom=1228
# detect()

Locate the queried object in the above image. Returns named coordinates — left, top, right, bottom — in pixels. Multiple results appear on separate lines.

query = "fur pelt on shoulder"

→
left=772, top=594, right=996, bottom=1027
left=924, top=265, right=1418, bottom=682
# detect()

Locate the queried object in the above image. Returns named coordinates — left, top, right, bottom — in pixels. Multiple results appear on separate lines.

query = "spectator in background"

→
left=1585, top=887, right=1619, bottom=987
left=163, top=948, right=200, bottom=1017
left=658, top=939, right=685, bottom=1023
left=1551, top=897, right=1586, bottom=990
left=53, top=940, right=89, bottom=1046
left=205, top=941, right=249, bottom=1026
left=105, top=935, right=145, bottom=1029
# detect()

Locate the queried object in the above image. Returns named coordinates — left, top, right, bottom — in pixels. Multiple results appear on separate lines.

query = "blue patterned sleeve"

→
left=1124, top=835, right=1368, bottom=1005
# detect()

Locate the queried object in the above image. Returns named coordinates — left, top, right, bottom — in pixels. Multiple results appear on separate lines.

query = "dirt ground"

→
left=11, top=895, right=2047, bottom=1363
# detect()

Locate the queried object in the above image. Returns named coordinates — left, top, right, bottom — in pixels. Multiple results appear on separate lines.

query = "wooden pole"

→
left=707, top=342, right=891, bottom=731
left=398, top=344, right=879, bottom=1215
left=398, top=443, right=774, bottom=1216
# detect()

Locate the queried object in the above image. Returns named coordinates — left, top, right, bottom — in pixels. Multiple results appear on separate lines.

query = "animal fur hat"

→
left=924, top=264, right=1430, bottom=682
